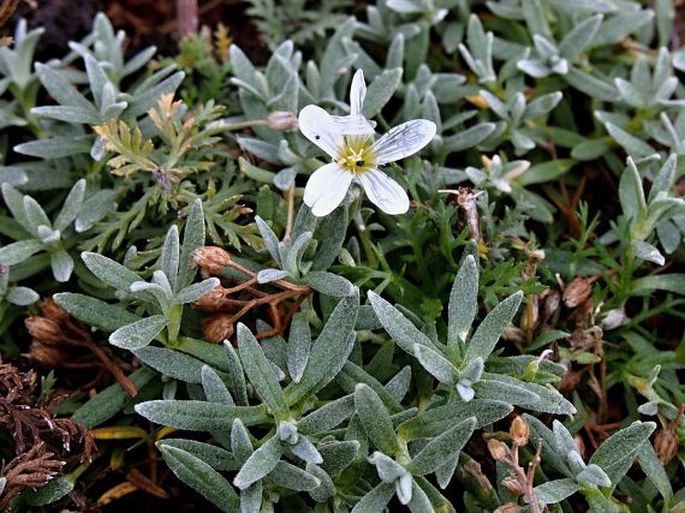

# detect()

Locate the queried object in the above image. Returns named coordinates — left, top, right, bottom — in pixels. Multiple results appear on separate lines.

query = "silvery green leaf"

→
left=231, top=418, right=254, bottom=464
left=480, top=90, right=509, bottom=120
left=201, top=365, right=234, bottom=405
left=589, top=421, right=656, bottom=487
left=298, top=394, right=355, bottom=434
left=284, top=231, right=312, bottom=276
left=0, top=166, right=27, bottom=187
left=350, top=482, right=395, bottom=513
left=81, top=251, right=141, bottom=291
left=255, top=216, right=281, bottom=265
left=553, top=419, right=579, bottom=457
left=605, top=122, right=654, bottom=158
left=237, top=137, right=281, bottom=164
left=306, top=464, right=336, bottom=502
left=0, top=240, right=43, bottom=266
left=133, top=346, right=204, bottom=382
left=225, top=342, right=249, bottom=405
left=414, top=344, right=458, bottom=385
left=6, top=286, right=39, bottom=306
left=273, top=166, right=298, bottom=190
left=619, top=157, right=648, bottom=220
left=459, top=357, right=484, bottom=384
left=657, top=220, right=681, bottom=254
left=464, top=291, right=523, bottom=363
left=35, top=63, right=95, bottom=110
left=14, top=136, right=93, bottom=159
left=368, top=291, right=437, bottom=356
left=123, top=46, right=157, bottom=75
left=558, top=14, right=603, bottom=60
left=287, top=313, right=311, bottom=383
left=524, top=415, right=572, bottom=476
left=54, top=179, right=86, bottom=231
left=177, top=199, right=205, bottom=289
left=158, top=444, right=239, bottom=512
left=615, top=78, right=644, bottom=108
left=51, top=250, right=74, bottom=282
left=32, top=104, right=102, bottom=124
left=230, top=45, right=262, bottom=92
left=23, top=475, right=73, bottom=507
left=176, top=278, right=219, bottom=304
left=534, top=478, right=579, bottom=504
left=396, top=473, right=413, bottom=505
left=237, top=323, right=289, bottom=417
left=256, top=268, right=289, bottom=284
left=442, top=122, right=496, bottom=153
left=319, top=440, right=360, bottom=476
left=269, top=461, right=320, bottom=491
left=636, top=440, right=673, bottom=503
left=518, top=57, right=552, bottom=78
left=161, top=225, right=180, bottom=292
left=233, top=436, right=283, bottom=490
left=633, top=241, right=665, bottom=265
left=576, top=464, right=611, bottom=487
left=338, top=362, right=403, bottom=414
left=37, top=225, right=60, bottom=244
left=159, top=439, right=237, bottom=471
left=362, top=67, right=403, bottom=119
left=475, top=375, right=540, bottom=405
left=385, top=366, right=411, bottom=402
left=83, top=53, right=109, bottom=109
left=109, top=315, right=166, bottom=349
left=407, top=417, right=476, bottom=475
left=303, top=271, right=354, bottom=297
left=649, top=153, right=677, bottom=202
left=130, top=279, right=171, bottom=307
left=522, top=0, right=552, bottom=39
left=54, top=292, right=139, bottom=331
left=75, top=189, right=116, bottom=232
left=126, top=70, right=185, bottom=117
left=564, top=67, right=617, bottom=101
left=136, top=400, right=268, bottom=431
left=448, top=255, right=478, bottom=347
left=355, top=383, right=399, bottom=456
left=369, top=452, right=406, bottom=483
left=23, top=195, right=51, bottom=232
left=407, top=481, right=432, bottom=512
left=290, top=436, right=323, bottom=464
left=240, top=482, right=262, bottom=513
left=592, top=9, right=654, bottom=47
left=523, top=91, right=563, bottom=120
left=286, top=291, right=358, bottom=403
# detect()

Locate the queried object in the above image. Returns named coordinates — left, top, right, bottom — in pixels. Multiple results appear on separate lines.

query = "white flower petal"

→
left=372, top=119, right=437, bottom=165
left=298, top=105, right=344, bottom=158
left=357, top=169, right=409, bottom=215
left=350, top=69, right=366, bottom=116
left=329, top=114, right=376, bottom=136
left=303, top=163, right=352, bottom=217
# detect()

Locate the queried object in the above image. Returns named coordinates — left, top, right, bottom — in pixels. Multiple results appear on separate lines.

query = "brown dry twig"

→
left=192, top=246, right=312, bottom=342
left=25, top=298, right=138, bottom=397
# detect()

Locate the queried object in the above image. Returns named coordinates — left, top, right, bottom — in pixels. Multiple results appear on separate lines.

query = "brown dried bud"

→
left=558, top=370, right=582, bottom=395
left=501, top=326, right=526, bottom=344
left=541, top=288, right=561, bottom=324
left=38, top=298, right=70, bottom=323
left=520, top=295, right=539, bottom=335
left=563, top=277, right=593, bottom=308
left=25, top=316, right=63, bottom=344
left=510, top=416, right=530, bottom=447
left=487, top=438, right=509, bottom=461
left=192, top=246, right=232, bottom=275
left=192, top=286, right=227, bottom=311
left=202, top=315, right=234, bottom=343
left=495, top=503, right=522, bottom=513
left=26, top=341, right=68, bottom=368
left=266, top=111, right=298, bottom=131
left=502, top=475, right=524, bottom=496
left=654, top=429, right=679, bottom=464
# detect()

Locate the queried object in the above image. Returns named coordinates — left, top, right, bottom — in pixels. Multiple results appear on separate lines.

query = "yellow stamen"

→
left=336, top=135, right=375, bottom=174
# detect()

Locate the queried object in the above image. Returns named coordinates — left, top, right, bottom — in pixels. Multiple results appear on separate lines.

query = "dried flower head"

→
left=192, top=246, right=232, bottom=275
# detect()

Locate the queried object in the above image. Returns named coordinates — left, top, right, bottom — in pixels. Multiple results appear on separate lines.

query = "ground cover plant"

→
left=0, top=0, right=684, bottom=511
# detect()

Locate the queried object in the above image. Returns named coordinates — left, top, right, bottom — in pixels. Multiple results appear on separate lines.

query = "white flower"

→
left=298, top=69, right=437, bottom=217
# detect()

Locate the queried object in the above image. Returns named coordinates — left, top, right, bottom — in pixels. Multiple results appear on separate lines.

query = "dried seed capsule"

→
left=25, top=316, right=63, bottom=345
left=487, top=438, right=509, bottom=461
left=502, top=475, right=524, bottom=496
left=655, top=429, right=678, bottom=464
left=192, top=246, right=232, bottom=275
left=563, top=277, right=593, bottom=308
left=267, top=111, right=298, bottom=131
left=510, top=416, right=530, bottom=447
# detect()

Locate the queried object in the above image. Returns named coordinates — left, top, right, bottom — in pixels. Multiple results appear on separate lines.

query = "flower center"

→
left=337, top=136, right=375, bottom=175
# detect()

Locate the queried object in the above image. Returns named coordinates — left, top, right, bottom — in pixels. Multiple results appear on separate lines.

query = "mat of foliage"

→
left=0, top=1, right=684, bottom=512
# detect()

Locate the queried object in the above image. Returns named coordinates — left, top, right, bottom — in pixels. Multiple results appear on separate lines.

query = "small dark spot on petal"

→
left=315, top=135, right=320, bottom=140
